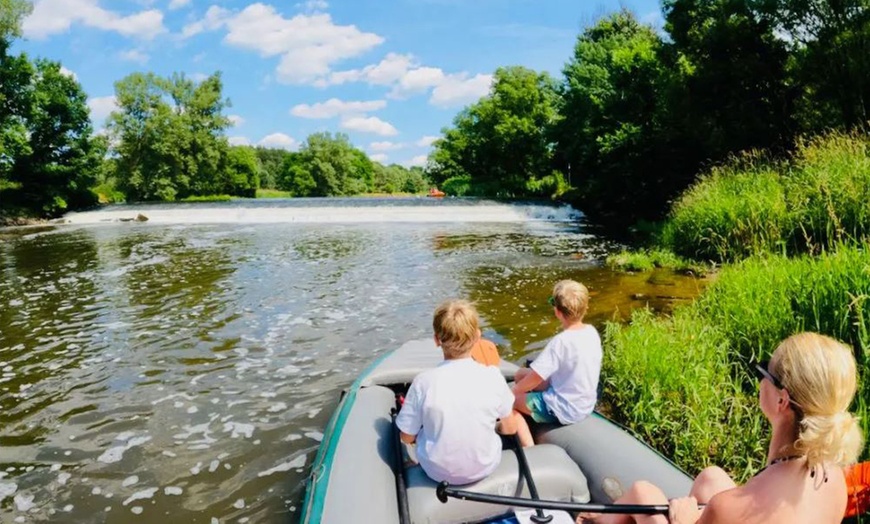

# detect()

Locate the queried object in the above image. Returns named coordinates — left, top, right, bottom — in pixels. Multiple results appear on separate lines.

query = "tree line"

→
left=428, top=0, right=870, bottom=230
left=0, top=0, right=429, bottom=220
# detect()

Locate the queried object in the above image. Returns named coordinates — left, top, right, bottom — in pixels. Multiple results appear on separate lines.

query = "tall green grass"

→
left=662, top=132, right=870, bottom=262
left=603, top=246, right=870, bottom=480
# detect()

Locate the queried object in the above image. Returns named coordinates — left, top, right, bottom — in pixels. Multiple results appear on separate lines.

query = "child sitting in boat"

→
left=395, top=299, right=520, bottom=485
left=512, top=280, right=602, bottom=430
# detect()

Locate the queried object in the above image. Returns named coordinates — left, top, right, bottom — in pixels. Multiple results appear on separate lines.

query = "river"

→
left=0, top=198, right=707, bottom=523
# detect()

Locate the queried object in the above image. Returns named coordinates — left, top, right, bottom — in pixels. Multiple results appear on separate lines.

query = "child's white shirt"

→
left=530, top=325, right=602, bottom=424
left=396, top=357, right=514, bottom=485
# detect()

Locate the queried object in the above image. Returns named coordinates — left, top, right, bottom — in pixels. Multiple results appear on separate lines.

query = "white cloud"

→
left=169, top=0, right=191, bottom=10
left=389, top=66, right=446, bottom=99
left=405, top=155, right=428, bottom=168
left=183, top=4, right=383, bottom=85
left=228, top=136, right=252, bottom=146
left=190, top=72, right=209, bottom=82
left=259, top=133, right=297, bottom=150
left=370, top=153, right=388, bottom=163
left=181, top=5, right=230, bottom=38
left=119, top=48, right=149, bottom=64
left=370, top=141, right=404, bottom=152
left=228, top=115, right=245, bottom=127
left=416, top=135, right=439, bottom=147
left=59, top=66, right=77, bottom=80
left=23, top=0, right=165, bottom=40
left=430, top=73, right=493, bottom=107
left=325, top=50, right=493, bottom=108
left=87, top=96, right=118, bottom=125
left=340, top=116, right=398, bottom=136
left=291, top=98, right=386, bottom=119
left=321, top=53, right=415, bottom=87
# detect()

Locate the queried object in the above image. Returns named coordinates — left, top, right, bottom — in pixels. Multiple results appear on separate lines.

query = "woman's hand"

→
left=668, top=496, right=701, bottom=524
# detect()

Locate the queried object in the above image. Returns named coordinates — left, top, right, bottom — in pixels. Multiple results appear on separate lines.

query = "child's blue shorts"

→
left=525, top=392, right=559, bottom=423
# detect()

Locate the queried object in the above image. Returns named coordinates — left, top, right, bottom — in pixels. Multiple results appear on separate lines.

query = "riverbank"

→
left=601, top=131, right=870, bottom=481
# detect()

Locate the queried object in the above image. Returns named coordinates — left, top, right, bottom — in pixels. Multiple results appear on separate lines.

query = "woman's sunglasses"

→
left=755, top=360, right=785, bottom=390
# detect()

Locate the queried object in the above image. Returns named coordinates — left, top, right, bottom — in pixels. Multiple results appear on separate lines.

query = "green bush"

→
left=442, top=175, right=472, bottom=196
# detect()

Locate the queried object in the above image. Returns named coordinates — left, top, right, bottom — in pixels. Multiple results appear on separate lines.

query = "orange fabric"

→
left=470, top=339, right=501, bottom=367
left=845, top=462, right=870, bottom=518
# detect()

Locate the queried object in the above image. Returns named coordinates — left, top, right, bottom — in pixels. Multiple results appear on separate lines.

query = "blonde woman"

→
left=584, top=332, right=864, bottom=524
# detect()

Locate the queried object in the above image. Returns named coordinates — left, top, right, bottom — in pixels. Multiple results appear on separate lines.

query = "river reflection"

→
left=0, top=203, right=708, bottom=523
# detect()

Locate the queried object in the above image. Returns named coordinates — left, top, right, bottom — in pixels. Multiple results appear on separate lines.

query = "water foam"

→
left=62, top=201, right=583, bottom=225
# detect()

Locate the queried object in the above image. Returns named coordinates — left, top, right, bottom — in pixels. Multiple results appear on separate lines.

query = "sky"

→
left=12, top=0, right=663, bottom=167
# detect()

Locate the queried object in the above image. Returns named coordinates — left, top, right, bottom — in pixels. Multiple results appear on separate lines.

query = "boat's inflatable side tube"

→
left=537, top=413, right=693, bottom=503
left=319, top=385, right=401, bottom=524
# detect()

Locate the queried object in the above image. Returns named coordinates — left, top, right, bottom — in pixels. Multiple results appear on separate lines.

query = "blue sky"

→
left=13, top=0, right=663, bottom=167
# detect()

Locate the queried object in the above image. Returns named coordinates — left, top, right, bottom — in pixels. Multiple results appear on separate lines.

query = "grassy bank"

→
left=605, top=247, right=870, bottom=480
left=661, top=132, right=870, bottom=262
left=601, top=131, right=870, bottom=482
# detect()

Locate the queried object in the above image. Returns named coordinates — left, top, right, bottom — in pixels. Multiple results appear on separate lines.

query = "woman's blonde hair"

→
left=770, top=332, right=863, bottom=469
left=433, top=299, right=479, bottom=358
left=552, top=280, right=589, bottom=322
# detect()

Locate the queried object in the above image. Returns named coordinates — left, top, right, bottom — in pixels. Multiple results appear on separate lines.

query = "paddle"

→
left=391, top=397, right=411, bottom=524
left=436, top=483, right=673, bottom=515
left=511, top=435, right=554, bottom=523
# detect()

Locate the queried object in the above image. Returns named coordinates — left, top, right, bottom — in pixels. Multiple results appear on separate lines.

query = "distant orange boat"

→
left=427, top=188, right=445, bottom=198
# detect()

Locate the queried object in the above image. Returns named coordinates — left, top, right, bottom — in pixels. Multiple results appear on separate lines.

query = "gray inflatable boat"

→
left=300, top=339, right=693, bottom=523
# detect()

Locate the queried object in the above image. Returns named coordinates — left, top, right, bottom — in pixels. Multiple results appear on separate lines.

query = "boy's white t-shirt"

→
left=396, top=357, right=514, bottom=485
left=530, top=325, right=602, bottom=425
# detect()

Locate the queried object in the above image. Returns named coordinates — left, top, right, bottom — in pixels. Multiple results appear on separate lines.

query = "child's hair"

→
left=433, top=299, right=479, bottom=359
left=551, top=280, right=589, bottom=322
left=770, top=332, right=863, bottom=469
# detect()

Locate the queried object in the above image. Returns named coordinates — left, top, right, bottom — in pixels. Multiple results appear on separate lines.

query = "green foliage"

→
left=441, top=175, right=472, bottom=197
left=556, top=10, right=681, bottom=227
left=1, top=55, right=103, bottom=216
left=0, top=0, right=31, bottom=44
left=428, top=66, right=561, bottom=198
left=276, top=133, right=373, bottom=197
left=254, top=147, right=291, bottom=189
left=663, top=132, right=870, bottom=262
left=180, top=194, right=233, bottom=202
left=606, top=246, right=870, bottom=478
left=256, top=188, right=293, bottom=198
left=605, top=248, right=705, bottom=274
left=108, top=71, right=239, bottom=202
left=222, top=145, right=259, bottom=197
left=370, top=163, right=429, bottom=194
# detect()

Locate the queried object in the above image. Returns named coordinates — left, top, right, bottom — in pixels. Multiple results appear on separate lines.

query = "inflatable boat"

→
left=300, top=339, right=693, bottom=523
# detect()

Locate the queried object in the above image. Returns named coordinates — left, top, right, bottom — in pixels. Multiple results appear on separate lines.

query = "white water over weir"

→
left=62, top=198, right=584, bottom=225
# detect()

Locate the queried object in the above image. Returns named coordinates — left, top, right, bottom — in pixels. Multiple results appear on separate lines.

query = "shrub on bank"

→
left=603, top=246, right=870, bottom=480
left=662, top=132, right=870, bottom=262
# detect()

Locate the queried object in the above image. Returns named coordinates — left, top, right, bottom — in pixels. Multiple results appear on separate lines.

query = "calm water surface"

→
left=0, top=198, right=707, bottom=523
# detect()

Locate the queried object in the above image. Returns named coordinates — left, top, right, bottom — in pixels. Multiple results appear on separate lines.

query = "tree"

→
left=753, top=0, right=870, bottom=130
left=0, top=0, right=31, bottom=46
left=108, top=71, right=234, bottom=201
left=280, top=133, right=371, bottom=197
left=222, top=145, right=259, bottom=197
left=556, top=11, right=678, bottom=226
left=428, top=66, right=561, bottom=197
left=255, top=147, right=291, bottom=189
left=664, top=0, right=795, bottom=156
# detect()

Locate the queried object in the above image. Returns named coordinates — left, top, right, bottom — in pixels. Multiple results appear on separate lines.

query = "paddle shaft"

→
left=391, top=404, right=411, bottom=524
left=437, top=483, right=678, bottom=515
left=512, top=434, right=553, bottom=523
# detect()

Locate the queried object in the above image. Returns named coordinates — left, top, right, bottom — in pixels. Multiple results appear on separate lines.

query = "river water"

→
left=0, top=198, right=707, bottom=523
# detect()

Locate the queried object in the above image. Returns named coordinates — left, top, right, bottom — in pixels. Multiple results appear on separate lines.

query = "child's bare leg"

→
left=513, top=411, right=534, bottom=447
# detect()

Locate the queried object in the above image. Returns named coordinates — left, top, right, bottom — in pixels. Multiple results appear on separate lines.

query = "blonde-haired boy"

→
left=513, top=280, right=602, bottom=426
left=396, top=299, right=519, bottom=484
